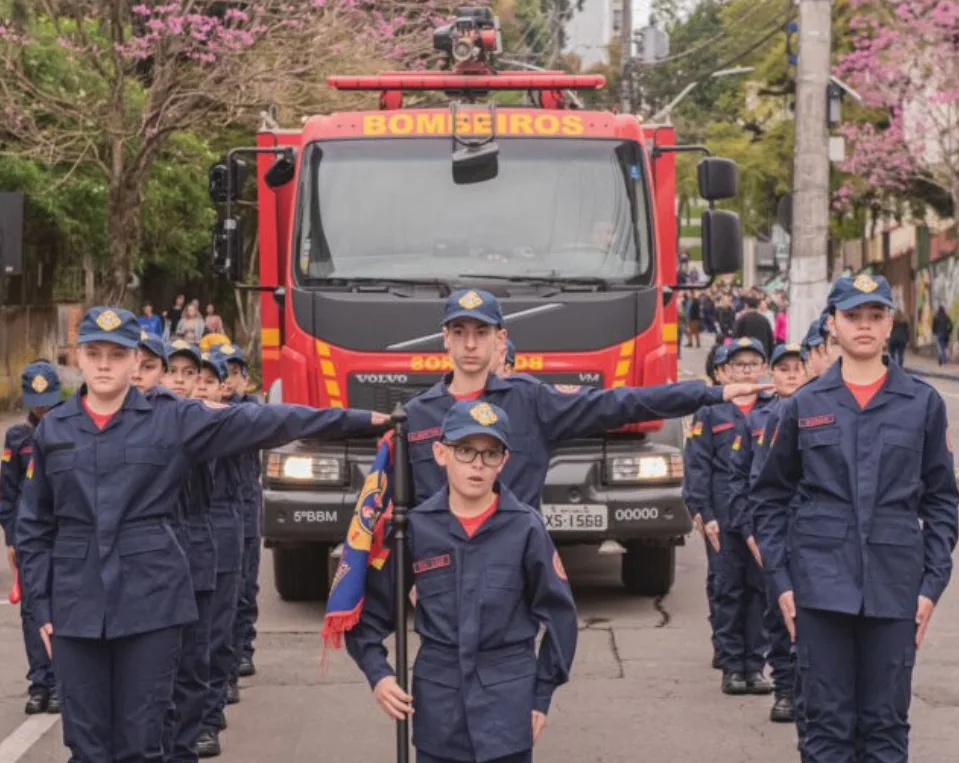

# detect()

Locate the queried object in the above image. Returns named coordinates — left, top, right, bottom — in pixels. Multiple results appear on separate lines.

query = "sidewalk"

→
left=904, top=350, right=959, bottom=382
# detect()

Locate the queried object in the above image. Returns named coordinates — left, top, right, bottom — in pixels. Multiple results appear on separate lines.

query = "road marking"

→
left=0, top=715, right=59, bottom=763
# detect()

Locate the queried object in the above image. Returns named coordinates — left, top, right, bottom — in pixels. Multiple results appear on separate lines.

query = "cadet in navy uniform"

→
left=802, top=313, right=839, bottom=379
left=1, top=361, right=62, bottom=715
left=15, top=307, right=389, bottom=763
left=684, top=343, right=729, bottom=670
left=728, top=342, right=806, bottom=723
left=686, top=337, right=775, bottom=696
left=193, top=351, right=244, bottom=758
left=752, top=275, right=959, bottom=763
left=213, top=343, right=263, bottom=684
left=347, top=400, right=578, bottom=763
left=405, top=290, right=769, bottom=508
left=132, top=332, right=168, bottom=392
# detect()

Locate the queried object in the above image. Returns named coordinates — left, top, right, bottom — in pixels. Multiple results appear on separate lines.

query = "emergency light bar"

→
left=327, top=74, right=606, bottom=92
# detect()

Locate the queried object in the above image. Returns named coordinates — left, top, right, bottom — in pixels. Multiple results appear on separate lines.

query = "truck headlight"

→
left=266, top=453, right=343, bottom=485
left=605, top=453, right=684, bottom=484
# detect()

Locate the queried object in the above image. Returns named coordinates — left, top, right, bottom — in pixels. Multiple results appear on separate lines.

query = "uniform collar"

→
left=815, top=357, right=915, bottom=412
left=414, top=483, right=524, bottom=513
left=418, top=371, right=510, bottom=401
left=52, top=384, right=153, bottom=420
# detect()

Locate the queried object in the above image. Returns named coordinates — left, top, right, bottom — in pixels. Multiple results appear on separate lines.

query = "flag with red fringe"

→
left=322, top=430, right=395, bottom=650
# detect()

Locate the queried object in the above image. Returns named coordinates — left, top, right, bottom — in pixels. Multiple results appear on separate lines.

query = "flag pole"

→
left=391, top=404, right=411, bottom=763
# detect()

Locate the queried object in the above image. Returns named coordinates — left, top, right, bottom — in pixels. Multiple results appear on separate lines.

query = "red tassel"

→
left=320, top=599, right=365, bottom=651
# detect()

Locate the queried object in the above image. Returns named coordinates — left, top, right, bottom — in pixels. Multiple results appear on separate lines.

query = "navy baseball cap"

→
left=200, top=352, right=228, bottom=381
left=829, top=274, right=895, bottom=312
left=770, top=342, right=806, bottom=367
left=443, top=289, right=503, bottom=327
left=727, top=336, right=767, bottom=362
left=440, top=400, right=511, bottom=450
left=138, top=331, right=168, bottom=368
left=166, top=339, right=201, bottom=368
left=713, top=345, right=730, bottom=367
left=21, top=362, right=61, bottom=408
left=213, top=342, right=247, bottom=370
left=77, top=307, right=141, bottom=349
left=505, top=339, right=516, bottom=366
left=802, top=316, right=826, bottom=350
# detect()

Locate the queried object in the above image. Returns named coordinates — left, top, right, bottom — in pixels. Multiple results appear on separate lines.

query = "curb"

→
left=904, top=365, right=959, bottom=383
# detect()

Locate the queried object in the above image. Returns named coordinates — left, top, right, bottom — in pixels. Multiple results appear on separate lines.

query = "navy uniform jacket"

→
left=406, top=373, right=723, bottom=506
left=1, top=417, right=37, bottom=548
left=346, top=486, right=578, bottom=762
left=728, top=399, right=780, bottom=539
left=15, top=387, right=376, bottom=639
left=752, top=362, right=959, bottom=620
left=175, top=463, right=217, bottom=593
left=209, top=452, right=243, bottom=575
left=230, top=393, right=263, bottom=539
left=685, top=396, right=774, bottom=526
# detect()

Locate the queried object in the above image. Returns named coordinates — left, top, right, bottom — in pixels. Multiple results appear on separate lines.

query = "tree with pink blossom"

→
left=0, top=1, right=449, bottom=303
left=836, top=0, right=959, bottom=221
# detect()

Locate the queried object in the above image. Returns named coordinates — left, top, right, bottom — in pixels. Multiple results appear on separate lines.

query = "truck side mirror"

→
left=701, top=209, right=743, bottom=275
left=212, top=219, right=243, bottom=282
left=697, top=157, right=739, bottom=201
left=208, top=160, right=245, bottom=204
left=265, top=153, right=296, bottom=189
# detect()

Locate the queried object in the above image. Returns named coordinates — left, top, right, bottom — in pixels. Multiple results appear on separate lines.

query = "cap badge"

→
left=786, top=343, right=801, bottom=352
left=172, top=339, right=190, bottom=351
left=469, top=402, right=498, bottom=426
left=31, top=375, right=49, bottom=394
left=220, top=344, right=236, bottom=355
left=140, top=330, right=149, bottom=341
left=738, top=337, right=752, bottom=348
left=853, top=274, right=878, bottom=293
left=458, top=291, right=483, bottom=310
left=95, top=310, right=121, bottom=332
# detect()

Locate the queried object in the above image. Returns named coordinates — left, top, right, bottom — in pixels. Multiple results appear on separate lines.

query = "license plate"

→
left=541, top=504, right=608, bottom=532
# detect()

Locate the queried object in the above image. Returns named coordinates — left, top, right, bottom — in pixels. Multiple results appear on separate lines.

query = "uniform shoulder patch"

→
left=553, top=550, right=568, bottom=581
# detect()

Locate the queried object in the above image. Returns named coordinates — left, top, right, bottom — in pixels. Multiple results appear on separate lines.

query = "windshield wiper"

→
left=303, top=276, right=453, bottom=294
left=457, top=272, right=610, bottom=287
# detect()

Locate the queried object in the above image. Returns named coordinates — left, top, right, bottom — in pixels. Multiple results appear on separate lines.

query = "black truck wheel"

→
left=272, top=544, right=330, bottom=602
left=621, top=545, right=676, bottom=597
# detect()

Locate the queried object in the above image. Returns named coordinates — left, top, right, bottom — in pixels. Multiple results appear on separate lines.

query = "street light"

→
left=651, top=66, right=755, bottom=123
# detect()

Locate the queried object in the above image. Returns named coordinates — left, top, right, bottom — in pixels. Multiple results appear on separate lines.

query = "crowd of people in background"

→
left=139, top=293, right=227, bottom=348
left=679, top=282, right=917, bottom=368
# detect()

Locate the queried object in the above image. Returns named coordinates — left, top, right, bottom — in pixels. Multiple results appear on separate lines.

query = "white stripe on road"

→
left=0, top=715, right=59, bottom=763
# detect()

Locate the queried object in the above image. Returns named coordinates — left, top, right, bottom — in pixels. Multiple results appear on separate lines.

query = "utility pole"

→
left=620, top=0, right=633, bottom=112
left=788, top=0, right=833, bottom=344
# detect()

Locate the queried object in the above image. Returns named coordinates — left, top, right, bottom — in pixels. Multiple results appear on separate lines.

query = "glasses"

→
left=730, top=361, right=763, bottom=371
left=443, top=442, right=506, bottom=467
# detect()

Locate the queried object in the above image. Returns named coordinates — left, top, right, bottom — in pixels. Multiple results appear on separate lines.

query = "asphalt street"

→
left=2, top=346, right=959, bottom=762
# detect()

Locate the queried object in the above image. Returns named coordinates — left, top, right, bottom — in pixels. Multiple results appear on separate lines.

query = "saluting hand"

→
left=39, top=623, right=54, bottom=659
left=916, top=595, right=936, bottom=648
left=373, top=675, right=414, bottom=721
left=779, top=591, right=796, bottom=643
left=721, top=382, right=774, bottom=401
left=532, top=711, right=548, bottom=744
left=371, top=412, right=391, bottom=427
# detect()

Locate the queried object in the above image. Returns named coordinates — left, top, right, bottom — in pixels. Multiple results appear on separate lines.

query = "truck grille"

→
left=346, top=375, right=440, bottom=411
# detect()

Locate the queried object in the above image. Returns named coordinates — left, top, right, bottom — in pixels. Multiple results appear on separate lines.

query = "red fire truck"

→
left=210, top=7, right=743, bottom=602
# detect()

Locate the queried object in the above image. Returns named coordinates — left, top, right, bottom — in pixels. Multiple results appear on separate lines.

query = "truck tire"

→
left=621, top=545, right=676, bottom=597
left=273, top=544, right=330, bottom=602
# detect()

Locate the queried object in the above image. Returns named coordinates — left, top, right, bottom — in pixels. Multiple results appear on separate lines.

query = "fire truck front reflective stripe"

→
left=612, top=340, right=633, bottom=388
left=663, top=323, right=678, bottom=343
left=262, top=328, right=280, bottom=347
left=315, top=341, right=343, bottom=408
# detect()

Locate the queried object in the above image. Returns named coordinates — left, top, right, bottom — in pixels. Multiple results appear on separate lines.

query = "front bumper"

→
left=262, top=437, right=692, bottom=546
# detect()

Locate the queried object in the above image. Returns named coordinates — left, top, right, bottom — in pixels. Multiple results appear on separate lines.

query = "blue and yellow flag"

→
left=322, top=430, right=395, bottom=650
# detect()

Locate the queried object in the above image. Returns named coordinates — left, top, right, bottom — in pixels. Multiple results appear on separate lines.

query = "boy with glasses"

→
left=686, top=337, right=775, bottom=696
left=346, top=400, right=578, bottom=763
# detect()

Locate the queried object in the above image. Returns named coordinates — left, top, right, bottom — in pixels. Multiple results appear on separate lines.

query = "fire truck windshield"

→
left=295, top=137, right=654, bottom=286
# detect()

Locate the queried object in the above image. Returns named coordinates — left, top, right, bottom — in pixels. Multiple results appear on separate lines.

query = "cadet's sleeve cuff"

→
left=704, top=386, right=724, bottom=405
left=919, top=577, right=945, bottom=605
left=343, top=409, right=376, bottom=434
left=700, top=508, right=716, bottom=524
left=364, top=663, right=396, bottom=692
left=33, top=599, right=51, bottom=629
left=770, top=570, right=793, bottom=602
left=534, top=680, right=555, bottom=714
